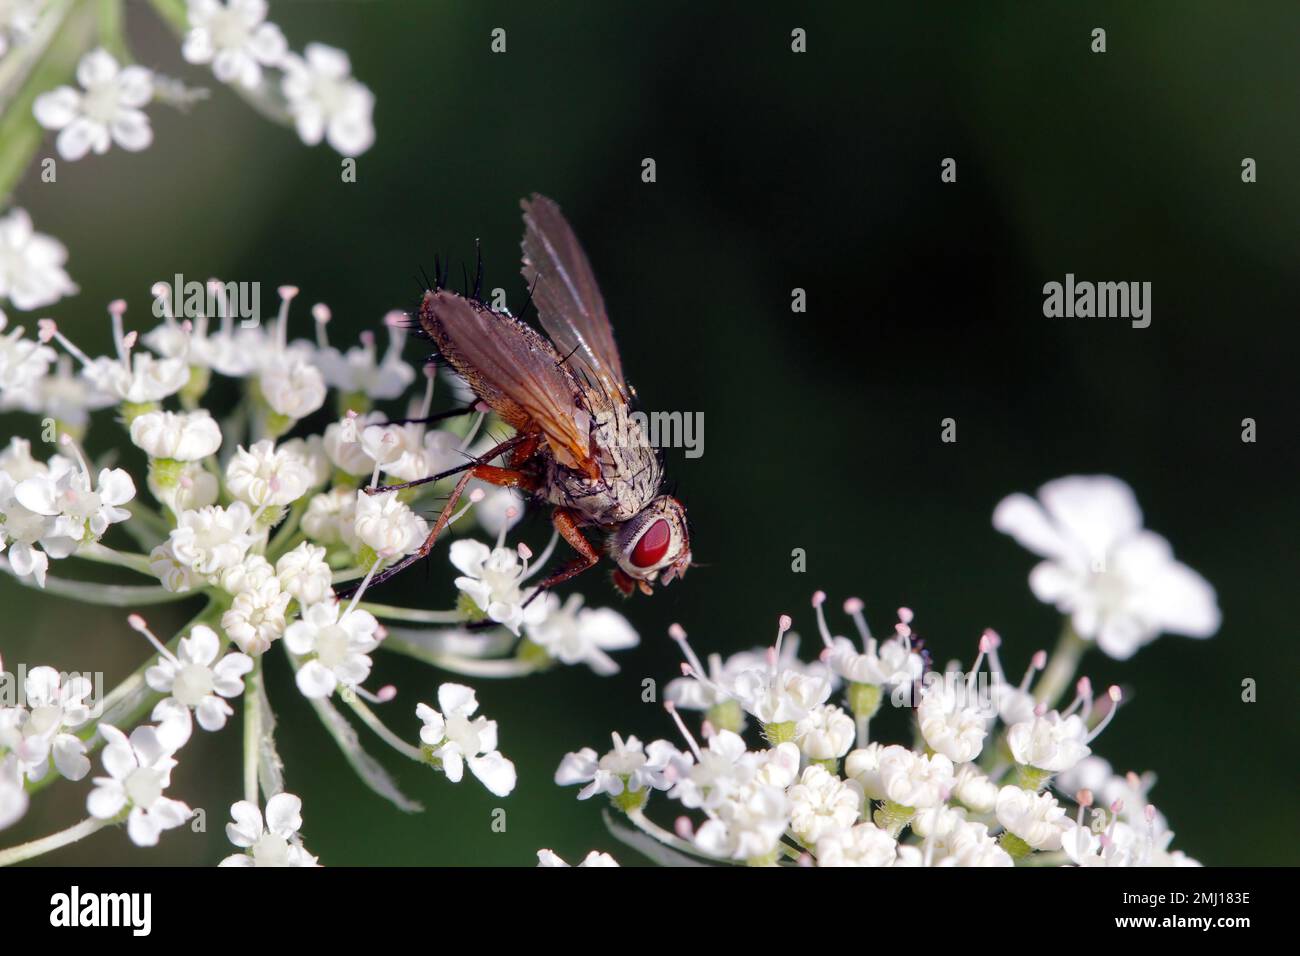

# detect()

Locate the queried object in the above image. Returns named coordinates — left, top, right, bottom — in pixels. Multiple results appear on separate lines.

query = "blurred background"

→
left=2, top=0, right=1297, bottom=865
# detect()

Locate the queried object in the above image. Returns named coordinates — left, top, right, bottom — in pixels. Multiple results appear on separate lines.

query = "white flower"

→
left=1007, top=711, right=1090, bottom=773
left=14, top=461, right=135, bottom=545
left=281, top=43, right=375, bottom=156
left=169, top=501, right=254, bottom=575
left=472, top=483, right=525, bottom=538
left=279, top=435, right=330, bottom=486
left=360, top=422, right=461, bottom=484
left=874, top=744, right=954, bottom=809
left=815, top=822, right=899, bottom=867
left=302, top=486, right=356, bottom=546
left=794, top=703, right=856, bottom=760
left=555, top=732, right=686, bottom=802
left=182, top=0, right=287, bottom=89
left=86, top=724, right=191, bottom=847
left=788, top=764, right=862, bottom=846
left=80, top=307, right=190, bottom=404
left=523, top=593, right=639, bottom=675
left=827, top=633, right=923, bottom=688
left=917, top=681, right=988, bottom=764
left=323, top=412, right=383, bottom=476
left=449, top=538, right=546, bottom=636
left=995, top=785, right=1070, bottom=851
left=0, top=209, right=77, bottom=311
left=729, top=666, right=831, bottom=726
left=994, top=475, right=1220, bottom=659
left=33, top=49, right=153, bottom=161
left=693, top=779, right=790, bottom=862
left=225, top=439, right=314, bottom=507
left=129, top=409, right=222, bottom=461
left=0, top=436, right=50, bottom=480
left=934, top=820, right=1014, bottom=867
left=354, top=489, right=428, bottom=559
left=0, top=310, right=57, bottom=396
left=1, top=470, right=70, bottom=587
left=215, top=552, right=275, bottom=596
left=276, top=541, right=333, bottom=605
left=219, top=792, right=318, bottom=866
left=0, top=755, right=27, bottom=831
left=536, top=849, right=618, bottom=867
left=417, top=683, right=517, bottom=797
left=314, top=322, right=415, bottom=400
left=222, top=574, right=291, bottom=655
left=146, top=625, right=252, bottom=737
left=952, top=763, right=998, bottom=814
left=149, top=541, right=197, bottom=593
left=284, top=601, right=381, bottom=698
left=259, top=353, right=326, bottom=421
left=0, top=667, right=93, bottom=782
left=149, top=460, right=219, bottom=514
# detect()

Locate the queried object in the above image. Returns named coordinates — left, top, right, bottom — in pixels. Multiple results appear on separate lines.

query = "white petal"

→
left=87, top=782, right=127, bottom=819
left=77, top=49, right=120, bottom=88
left=1038, top=475, right=1142, bottom=560
left=32, top=88, right=80, bottom=129
left=437, top=682, right=478, bottom=716
left=294, top=660, right=336, bottom=699
left=468, top=751, right=516, bottom=797
left=227, top=800, right=263, bottom=846
left=264, top=792, right=302, bottom=836
left=127, top=807, right=163, bottom=846
left=195, top=695, right=232, bottom=731
left=992, top=492, right=1069, bottom=560
left=110, top=109, right=153, bottom=152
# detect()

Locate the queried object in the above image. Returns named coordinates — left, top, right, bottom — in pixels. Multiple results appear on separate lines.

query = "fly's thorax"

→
left=539, top=402, right=662, bottom=524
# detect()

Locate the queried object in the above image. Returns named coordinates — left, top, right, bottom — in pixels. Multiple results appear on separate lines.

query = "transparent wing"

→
left=418, top=289, right=596, bottom=474
left=520, top=194, right=627, bottom=400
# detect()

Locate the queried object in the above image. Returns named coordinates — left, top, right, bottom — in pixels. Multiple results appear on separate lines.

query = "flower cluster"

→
left=0, top=281, right=642, bottom=865
left=32, top=2, right=375, bottom=162
left=555, top=477, right=1218, bottom=867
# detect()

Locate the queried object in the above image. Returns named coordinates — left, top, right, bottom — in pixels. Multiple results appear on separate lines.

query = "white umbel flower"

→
left=995, top=785, right=1070, bottom=851
left=952, top=763, right=999, bottom=814
left=815, top=822, right=899, bottom=867
left=917, top=680, right=988, bottom=763
left=555, top=732, right=685, bottom=802
left=146, top=624, right=252, bottom=733
left=788, top=764, right=862, bottom=846
left=302, top=486, right=356, bottom=546
left=353, top=489, right=428, bottom=559
left=693, top=779, right=790, bottom=862
left=219, top=792, right=319, bottom=867
left=875, top=744, right=954, bottom=810
left=1007, top=711, right=1091, bottom=773
left=259, top=353, right=326, bottom=421
left=0, top=209, right=77, bottom=311
left=221, top=575, right=291, bottom=655
left=417, top=683, right=517, bottom=797
left=181, top=0, right=288, bottom=89
left=225, top=439, right=314, bottom=508
left=275, top=541, right=333, bottom=606
left=994, top=475, right=1220, bottom=659
left=86, top=724, right=191, bottom=847
left=794, top=703, right=856, bottom=760
left=14, top=457, right=135, bottom=546
left=169, top=501, right=254, bottom=575
left=281, top=43, right=375, bottom=156
left=284, top=600, right=381, bottom=698
left=0, top=310, right=56, bottom=396
left=33, top=48, right=153, bottom=161
left=449, top=538, right=546, bottom=636
left=523, top=593, right=639, bottom=675
left=0, top=666, right=93, bottom=782
left=129, top=409, right=222, bottom=461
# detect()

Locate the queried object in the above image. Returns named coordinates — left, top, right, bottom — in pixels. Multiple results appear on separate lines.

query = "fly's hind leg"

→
left=342, top=444, right=537, bottom=595
left=365, top=433, right=526, bottom=496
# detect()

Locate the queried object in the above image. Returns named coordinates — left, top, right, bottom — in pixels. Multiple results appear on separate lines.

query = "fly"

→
left=362, top=194, right=692, bottom=601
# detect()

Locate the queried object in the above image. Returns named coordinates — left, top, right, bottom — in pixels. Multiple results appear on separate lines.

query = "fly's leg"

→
left=520, top=508, right=602, bottom=607
left=365, top=433, right=525, bottom=495
left=346, top=459, right=537, bottom=594
left=380, top=402, right=480, bottom=427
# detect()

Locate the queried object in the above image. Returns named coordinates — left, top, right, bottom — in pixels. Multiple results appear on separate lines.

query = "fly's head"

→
left=609, top=495, right=691, bottom=596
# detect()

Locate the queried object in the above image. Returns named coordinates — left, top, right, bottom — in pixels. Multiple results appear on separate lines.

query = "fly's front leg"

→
left=520, top=508, right=601, bottom=607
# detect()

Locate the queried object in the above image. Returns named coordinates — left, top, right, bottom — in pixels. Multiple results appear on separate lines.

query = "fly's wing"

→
left=520, top=194, right=628, bottom=401
left=418, top=289, right=598, bottom=476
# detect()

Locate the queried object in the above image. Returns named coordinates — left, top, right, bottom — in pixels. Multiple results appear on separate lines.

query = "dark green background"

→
left=3, top=1, right=1297, bottom=865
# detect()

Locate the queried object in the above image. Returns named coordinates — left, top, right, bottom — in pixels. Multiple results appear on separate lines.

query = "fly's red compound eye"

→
left=630, top=518, right=671, bottom=568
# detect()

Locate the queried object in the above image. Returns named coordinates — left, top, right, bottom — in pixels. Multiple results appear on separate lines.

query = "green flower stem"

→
left=357, top=602, right=463, bottom=625
left=381, top=632, right=543, bottom=678
left=74, top=542, right=155, bottom=577
left=243, top=656, right=263, bottom=804
left=1034, top=621, right=1088, bottom=709
left=343, top=694, right=423, bottom=762
left=266, top=495, right=312, bottom=557
left=0, top=0, right=95, bottom=201
left=0, top=815, right=109, bottom=868
left=96, top=0, right=127, bottom=61
left=624, top=808, right=717, bottom=860
left=0, top=564, right=191, bottom=606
